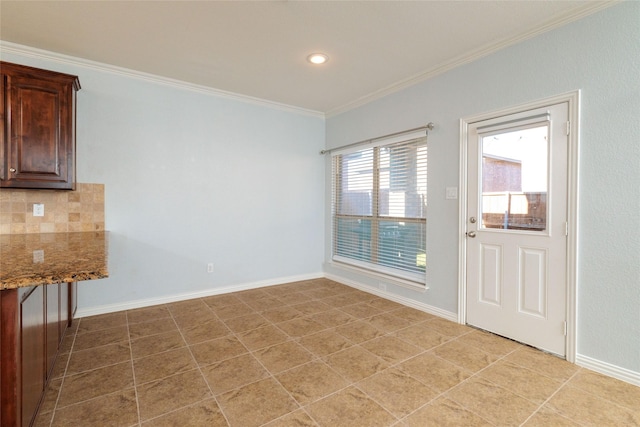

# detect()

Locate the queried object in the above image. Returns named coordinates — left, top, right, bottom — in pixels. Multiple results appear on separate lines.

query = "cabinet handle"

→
left=9, top=168, right=16, bottom=173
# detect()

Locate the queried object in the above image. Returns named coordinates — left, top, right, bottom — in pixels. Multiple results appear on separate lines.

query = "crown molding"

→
left=0, top=41, right=325, bottom=119
left=0, top=1, right=616, bottom=119
left=326, top=1, right=617, bottom=118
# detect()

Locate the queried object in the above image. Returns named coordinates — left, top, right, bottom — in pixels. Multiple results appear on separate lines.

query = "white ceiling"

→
left=0, top=1, right=613, bottom=115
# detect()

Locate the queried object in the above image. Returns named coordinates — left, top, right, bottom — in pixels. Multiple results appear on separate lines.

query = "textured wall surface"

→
left=1, top=50, right=326, bottom=313
left=326, top=2, right=640, bottom=374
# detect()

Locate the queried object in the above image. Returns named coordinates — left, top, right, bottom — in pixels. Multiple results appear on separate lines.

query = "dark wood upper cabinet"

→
left=1, top=62, right=80, bottom=190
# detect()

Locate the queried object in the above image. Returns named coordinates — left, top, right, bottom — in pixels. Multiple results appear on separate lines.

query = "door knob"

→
left=467, top=231, right=476, bottom=238
left=9, top=168, right=16, bottom=173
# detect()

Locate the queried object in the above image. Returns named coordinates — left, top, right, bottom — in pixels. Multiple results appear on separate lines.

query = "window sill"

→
left=328, top=258, right=428, bottom=292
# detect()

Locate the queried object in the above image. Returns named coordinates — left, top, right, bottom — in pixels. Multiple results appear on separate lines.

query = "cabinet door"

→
left=1, top=62, right=79, bottom=189
left=20, top=286, right=46, bottom=427
left=0, top=73, right=5, bottom=182
left=45, top=284, right=60, bottom=378
left=4, top=74, right=73, bottom=189
left=59, top=282, right=69, bottom=343
left=1, top=288, right=21, bottom=427
left=69, top=281, right=77, bottom=326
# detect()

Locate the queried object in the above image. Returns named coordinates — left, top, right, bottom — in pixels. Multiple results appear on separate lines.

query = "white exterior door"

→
left=466, top=102, right=568, bottom=356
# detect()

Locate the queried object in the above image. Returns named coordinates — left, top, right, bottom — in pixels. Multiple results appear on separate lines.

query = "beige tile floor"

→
left=34, top=279, right=640, bottom=427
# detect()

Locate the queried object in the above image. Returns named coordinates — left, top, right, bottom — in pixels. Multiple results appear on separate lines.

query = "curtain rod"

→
left=320, top=122, right=435, bottom=155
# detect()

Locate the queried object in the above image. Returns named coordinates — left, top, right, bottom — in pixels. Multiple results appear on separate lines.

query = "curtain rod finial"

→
left=426, top=122, right=435, bottom=136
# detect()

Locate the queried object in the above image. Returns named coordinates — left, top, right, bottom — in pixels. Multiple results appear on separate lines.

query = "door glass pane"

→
left=480, top=125, right=548, bottom=231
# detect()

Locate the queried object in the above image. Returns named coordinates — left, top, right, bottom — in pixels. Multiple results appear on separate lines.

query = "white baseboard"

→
left=76, top=271, right=639, bottom=389
left=325, top=273, right=457, bottom=322
left=575, top=353, right=640, bottom=387
left=76, top=272, right=324, bottom=318
left=78, top=270, right=457, bottom=322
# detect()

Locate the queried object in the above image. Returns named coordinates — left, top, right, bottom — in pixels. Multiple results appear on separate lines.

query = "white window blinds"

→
left=332, top=136, right=427, bottom=284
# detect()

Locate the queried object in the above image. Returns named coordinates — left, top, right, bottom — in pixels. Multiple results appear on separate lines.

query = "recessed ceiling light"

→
left=307, top=53, right=329, bottom=65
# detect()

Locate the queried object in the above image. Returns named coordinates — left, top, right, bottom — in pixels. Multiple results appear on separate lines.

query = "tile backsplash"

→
left=0, top=183, right=105, bottom=235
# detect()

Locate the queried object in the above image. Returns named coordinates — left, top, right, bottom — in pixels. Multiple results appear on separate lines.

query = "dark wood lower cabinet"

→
left=0, top=282, right=76, bottom=427
left=19, top=286, right=46, bottom=427
left=0, top=288, right=21, bottom=426
left=45, top=284, right=59, bottom=382
left=59, top=283, right=69, bottom=343
left=69, top=282, right=77, bottom=326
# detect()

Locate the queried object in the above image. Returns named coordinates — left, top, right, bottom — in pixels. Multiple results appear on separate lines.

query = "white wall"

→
left=325, top=2, right=640, bottom=377
left=1, top=49, right=326, bottom=312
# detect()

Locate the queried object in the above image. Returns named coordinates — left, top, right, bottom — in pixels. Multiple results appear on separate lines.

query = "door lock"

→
left=469, top=217, right=477, bottom=223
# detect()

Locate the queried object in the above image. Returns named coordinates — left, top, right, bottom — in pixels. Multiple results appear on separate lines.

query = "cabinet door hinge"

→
left=563, top=321, right=567, bottom=336
left=566, top=121, right=571, bottom=136
left=565, top=222, right=569, bottom=236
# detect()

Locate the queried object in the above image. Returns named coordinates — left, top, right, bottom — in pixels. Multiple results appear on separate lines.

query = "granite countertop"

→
left=0, top=232, right=108, bottom=290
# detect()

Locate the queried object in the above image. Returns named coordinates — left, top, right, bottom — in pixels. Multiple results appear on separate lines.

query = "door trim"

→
left=458, top=91, right=580, bottom=362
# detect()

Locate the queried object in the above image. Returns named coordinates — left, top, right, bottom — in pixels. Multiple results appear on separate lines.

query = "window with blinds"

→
left=332, top=136, right=427, bottom=284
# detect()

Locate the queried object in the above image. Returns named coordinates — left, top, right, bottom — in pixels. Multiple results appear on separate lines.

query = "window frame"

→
left=331, top=134, right=428, bottom=286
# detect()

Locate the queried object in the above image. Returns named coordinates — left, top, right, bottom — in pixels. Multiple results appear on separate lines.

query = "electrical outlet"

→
left=33, top=203, right=45, bottom=217
left=207, top=263, right=214, bottom=273
left=33, top=249, right=44, bottom=264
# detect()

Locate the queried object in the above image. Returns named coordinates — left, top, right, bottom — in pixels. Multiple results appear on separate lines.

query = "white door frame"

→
left=457, top=91, right=580, bottom=363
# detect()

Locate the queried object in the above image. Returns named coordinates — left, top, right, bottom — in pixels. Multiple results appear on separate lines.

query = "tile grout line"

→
left=214, top=286, right=382, bottom=425
left=517, top=367, right=584, bottom=426
left=280, top=341, right=380, bottom=416
left=370, top=339, right=472, bottom=425
left=125, top=311, right=143, bottom=427
left=231, top=289, right=352, bottom=424
left=48, top=280, right=630, bottom=426
left=268, top=314, right=420, bottom=425
left=429, top=341, right=575, bottom=426
left=47, top=316, right=140, bottom=419
left=554, top=368, right=640, bottom=415
left=369, top=328, right=495, bottom=426
left=44, top=285, right=412, bottom=424
left=305, top=315, right=454, bottom=425
left=211, top=300, right=282, bottom=426
left=395, top=334, right=520, bottom=425
left=72, top=286, right=448, bottom=424
left=167, top=300, right=234, bottom=427
left=220, top=291, right=342, bottom=426
left=46, top=318, right=80, bottom=427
